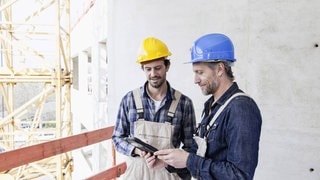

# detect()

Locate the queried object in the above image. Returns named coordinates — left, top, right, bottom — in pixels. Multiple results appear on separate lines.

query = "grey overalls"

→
left=122, top=88, right=182, bottom=180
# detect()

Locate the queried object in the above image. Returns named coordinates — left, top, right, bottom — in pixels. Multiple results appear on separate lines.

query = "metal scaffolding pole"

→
left=0, top=0, right=72, bottom=179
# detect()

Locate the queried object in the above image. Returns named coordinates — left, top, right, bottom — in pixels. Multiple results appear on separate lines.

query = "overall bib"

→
left=192, top=93, right=247, bottom=180
left=122, top=89, right=182, bottom=180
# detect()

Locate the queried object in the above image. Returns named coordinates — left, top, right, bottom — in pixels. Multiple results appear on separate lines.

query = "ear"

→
left=217, top=62, right=224, bottom=77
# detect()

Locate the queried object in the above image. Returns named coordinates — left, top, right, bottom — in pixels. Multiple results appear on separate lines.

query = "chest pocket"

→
left=204, top=92, right=249, bottom=138
left=132, top=88, right=182, bottom=149
left=206, top=122, right=219, bottom=143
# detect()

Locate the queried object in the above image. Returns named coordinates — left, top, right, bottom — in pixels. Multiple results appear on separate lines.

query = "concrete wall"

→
left=70, top=0, right=110, bottom=178
left=107, top=0, right=320, bottom=179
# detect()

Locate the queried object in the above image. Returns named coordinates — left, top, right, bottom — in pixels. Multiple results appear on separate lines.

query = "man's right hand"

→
left=144, top=152, right=167, bottom=169
left=133, top=147, right=145, bottom=157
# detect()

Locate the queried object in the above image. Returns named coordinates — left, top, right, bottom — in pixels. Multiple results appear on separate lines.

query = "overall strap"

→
left=133, top=88, right=144, bottom=120
left=207, top=92, right=249, bottom=130
left=133, top=88, right=182, bottom=123
left=166, top=90, right=182, bottom=123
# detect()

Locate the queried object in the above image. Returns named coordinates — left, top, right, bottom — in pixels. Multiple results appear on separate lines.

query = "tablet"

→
left=125, top=137, right=158, bottom=155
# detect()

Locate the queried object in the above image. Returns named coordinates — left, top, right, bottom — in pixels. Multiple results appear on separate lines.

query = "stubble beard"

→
left=149, top=77, right=165, bottom=89
left=202, top=79, right=218, bottom=96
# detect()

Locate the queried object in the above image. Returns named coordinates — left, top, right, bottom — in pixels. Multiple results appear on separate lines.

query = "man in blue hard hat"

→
left=146, top=33, right=262, bottom=180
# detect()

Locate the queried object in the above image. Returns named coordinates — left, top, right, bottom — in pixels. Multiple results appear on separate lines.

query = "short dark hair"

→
left=141, top=58, right=170, bottom=69
left=164, top=59, right=170, bottom=67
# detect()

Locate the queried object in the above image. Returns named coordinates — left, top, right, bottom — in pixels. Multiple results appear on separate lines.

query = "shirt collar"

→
left=142, top=81, right=175, bottom=101
left=205, top=82, right=241, bottom=107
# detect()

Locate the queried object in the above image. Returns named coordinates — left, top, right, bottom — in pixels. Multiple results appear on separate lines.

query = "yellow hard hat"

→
left=136, top=37, right=172, bottom=63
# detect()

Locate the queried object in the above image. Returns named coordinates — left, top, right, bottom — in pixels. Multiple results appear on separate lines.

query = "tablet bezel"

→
left=125, top=137, right=158, bottom=155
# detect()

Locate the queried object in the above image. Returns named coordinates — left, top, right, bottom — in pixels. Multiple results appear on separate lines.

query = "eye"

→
left=194, top=70, right=203, bottom=75
left=144, top=67, right=151, bottom=72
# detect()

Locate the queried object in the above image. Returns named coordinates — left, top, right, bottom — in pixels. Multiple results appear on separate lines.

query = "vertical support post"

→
left=55, top=0, right=63, bottom=179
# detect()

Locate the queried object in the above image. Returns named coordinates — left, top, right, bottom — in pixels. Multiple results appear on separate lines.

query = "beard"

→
left=149, top=76, right=166, bottom=88
left=201, top=79, right=218, bottom=96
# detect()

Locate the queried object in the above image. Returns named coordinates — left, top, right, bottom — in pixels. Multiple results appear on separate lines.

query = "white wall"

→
left=107, top=0, right=320, bottom=179
left=71, top=0, right=111, bottom=178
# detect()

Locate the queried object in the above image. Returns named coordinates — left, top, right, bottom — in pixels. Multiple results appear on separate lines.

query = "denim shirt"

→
left=187, top=82, right=262, bottom=180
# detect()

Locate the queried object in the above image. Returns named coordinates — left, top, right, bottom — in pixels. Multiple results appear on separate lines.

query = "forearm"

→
left=112, top=134, right=135, bottom=156
left=186, top=153, right=252, bottom=180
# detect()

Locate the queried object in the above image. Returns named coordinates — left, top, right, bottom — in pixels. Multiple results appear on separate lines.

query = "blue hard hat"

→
left=189, top=33, right=236, bottom=63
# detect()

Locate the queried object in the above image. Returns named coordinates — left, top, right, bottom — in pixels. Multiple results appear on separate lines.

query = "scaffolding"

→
left=0, top=0, right=72, bottom=179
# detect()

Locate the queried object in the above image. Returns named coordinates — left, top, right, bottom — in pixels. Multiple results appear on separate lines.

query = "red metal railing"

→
left=0, top=126, right=126, bottom=179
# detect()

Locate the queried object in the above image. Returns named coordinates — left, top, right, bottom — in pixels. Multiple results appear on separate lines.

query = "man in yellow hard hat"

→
left=112, top=37, right=196, bottom=179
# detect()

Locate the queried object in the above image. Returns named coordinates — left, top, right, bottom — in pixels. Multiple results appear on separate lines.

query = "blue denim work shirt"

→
left=187, top=82, right=262, bottom=180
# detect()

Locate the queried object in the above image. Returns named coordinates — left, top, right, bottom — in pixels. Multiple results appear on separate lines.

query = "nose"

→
left=194, top=75, right=200, bottom=84
left=150, top=68, right=157, bottom=76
